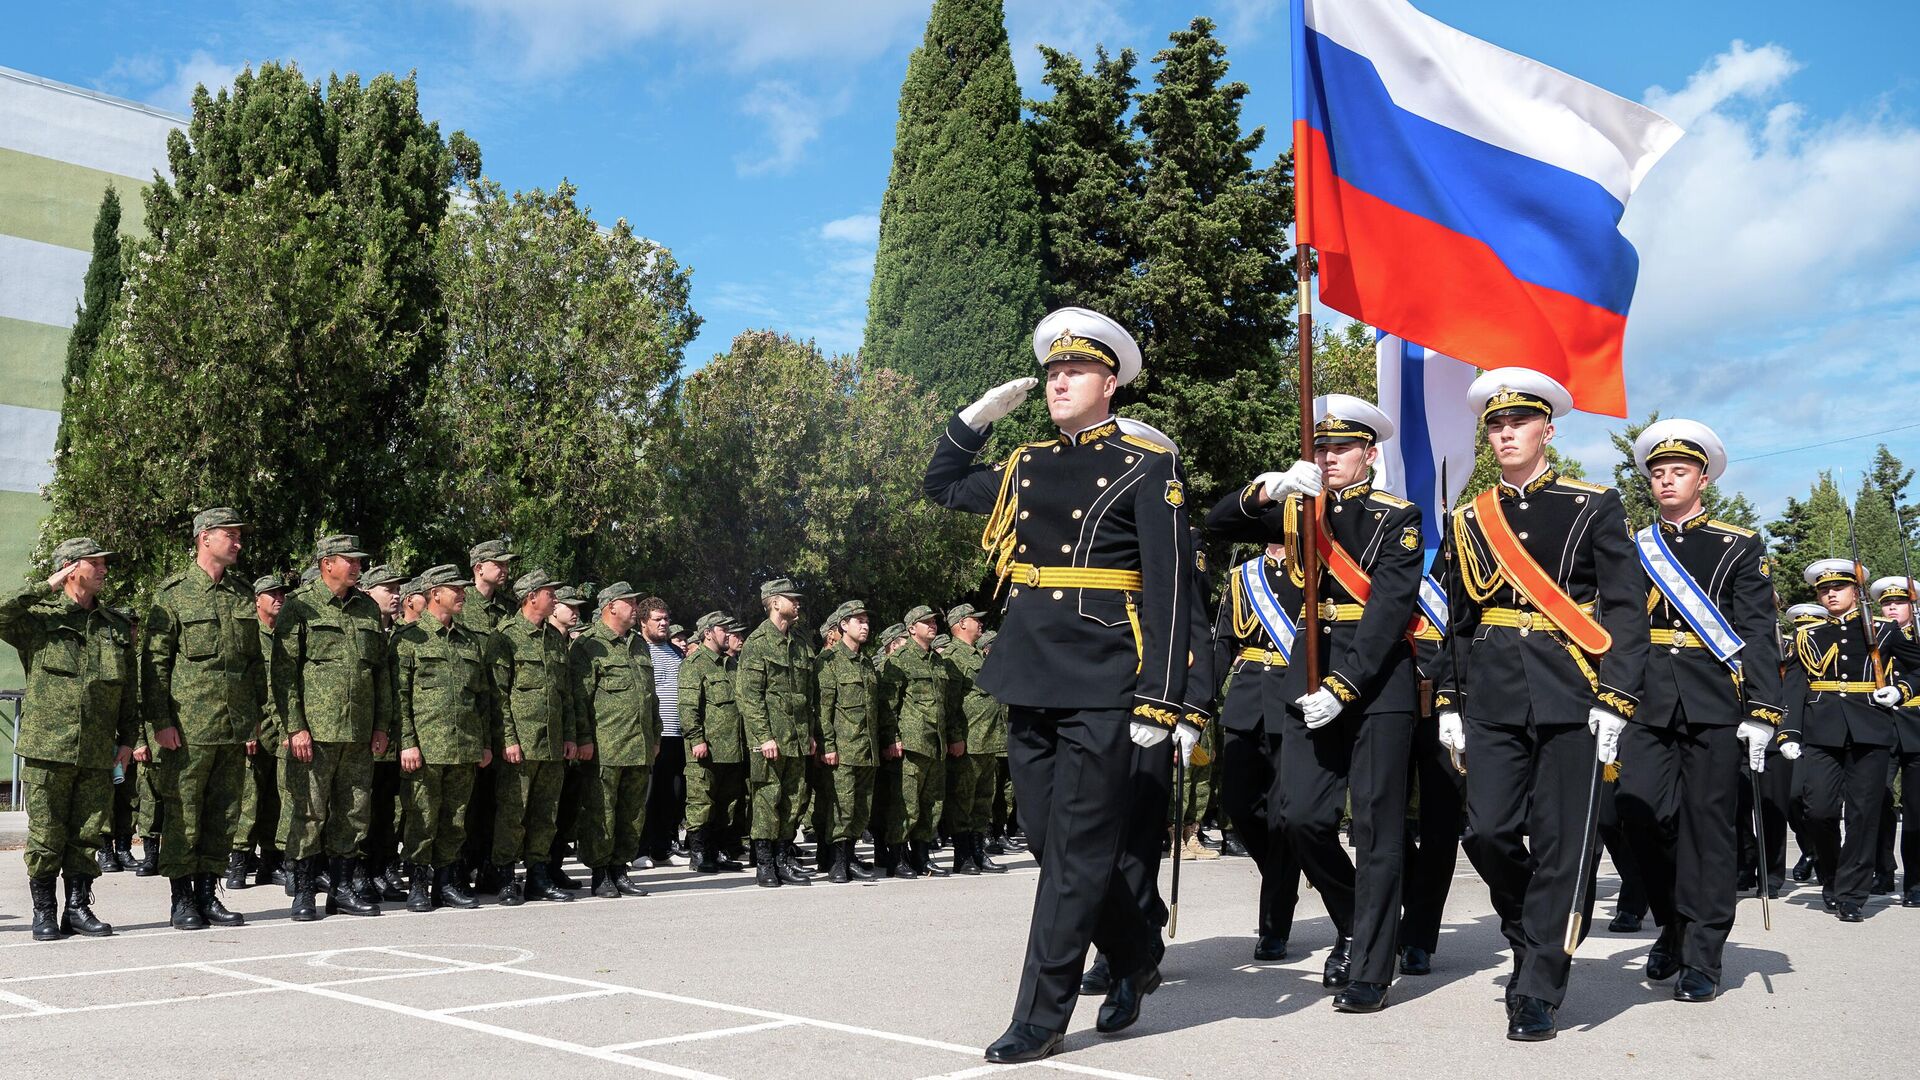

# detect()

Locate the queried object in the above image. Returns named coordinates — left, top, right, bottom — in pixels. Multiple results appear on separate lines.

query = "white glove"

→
left=1296, top=688, right=1344, bottom=729
left=1872, top=685, right=1902, bottom=707
left=1589, top=708, right=1626, bottom=765
left=1780, top=740, right=1802, bottom=761
left=958, top=377, right=1038, bottom=431
left=1129, top=721, right=1169, bottom=748
left=1172, top=721, right=1202, bottom=764
left=1437, top=710, right=1466, bottom=754
left=1736, top=720, right=1772, bottom=773
left=1253, top=459, right=1324, bottom=502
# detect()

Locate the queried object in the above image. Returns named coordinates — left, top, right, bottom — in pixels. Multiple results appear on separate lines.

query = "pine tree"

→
left=54, top=186, right=123, bottom=459
left=1030, top=44, right=1144, bottom=317
left=864, top=0, right=1046, bottom=411
left=1770, top=472, right=1850, bottom=606
left=1605, top=413, right=1763, bottom=532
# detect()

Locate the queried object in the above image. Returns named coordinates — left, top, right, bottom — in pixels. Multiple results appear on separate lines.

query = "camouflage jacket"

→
left=944, top=637, right=1006, bottom=754
left=395, top=613, right=496, bottom=765
left=569, top=621, right=660, bottom=768
left=142, top=562, right=266, bottom=746
left=274, top=579, right=393, bottom=744
left=679, top=643, right=744, bottom=764
left=0, top=583, right=138, bottom=767
left=491, top=613, right=576, bottom=761
left=817, top=640, right=889, bottom=766
left=886, top=641, right=958, bottom=756
left=735, top=618, right=815, bottom=756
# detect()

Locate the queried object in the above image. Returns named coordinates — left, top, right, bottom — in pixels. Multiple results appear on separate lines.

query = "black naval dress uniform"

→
left=1205, top=549, right=1306, bottom=960
left=1398, top=630, right=1464, bottom=973
left=1206, top=476, right=1424, bottom=994
left=1434, top=466, right=1648, bottom=1012
left=1782, top=611, right=1920, bottom=915
left=1615, top=511, right=1783, bottom=993
left=925, top=412, right=1195, bottom=1040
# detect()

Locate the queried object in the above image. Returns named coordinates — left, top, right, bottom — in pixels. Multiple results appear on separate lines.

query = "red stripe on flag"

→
left=1295, top=122, right=1627, bottom=417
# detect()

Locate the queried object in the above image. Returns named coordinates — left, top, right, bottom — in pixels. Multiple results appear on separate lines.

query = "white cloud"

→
left=142, top=51, right=245, bottom=112
left=819, top=213, right=880, bottom=245
left=1004, top=0, right=1139, bottom=90
left=734, top=80, right=837, bottom=176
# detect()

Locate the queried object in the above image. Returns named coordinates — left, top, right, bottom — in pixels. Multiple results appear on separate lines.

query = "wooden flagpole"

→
left=1297, top=238, right=1321, bottom=686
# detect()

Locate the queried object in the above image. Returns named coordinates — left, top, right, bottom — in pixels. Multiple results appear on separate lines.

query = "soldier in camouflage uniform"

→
left=570, top=581, right=658, bottom=897
left=1, top=538, right=138, bottom=939
left=459, top=538, right=518, bottom=892
left=885, top=606, right=961, bottom=878
left=488, top=569, right=578, bottom=904
left=358, top=564, right=410, bottom=900
left=944, top=604, right=1009, bottom=875
left=396, top=565, right=497, bottom=911
left=817, top=600, right=889, bottom=883
left=545, top=585, right=592, bottom=888
left=869, top=623, right=910, bottom=875
left=681, top=611, right=748, bottom=874
left=143, top=508, right=265, bottom=931
left=228, top=573, right=289, bottom=890
left=738, top=578, right=817, bottom=888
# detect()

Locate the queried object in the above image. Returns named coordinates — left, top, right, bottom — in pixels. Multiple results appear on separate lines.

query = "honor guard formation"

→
left=7, top=307, right=1919, bottom=1061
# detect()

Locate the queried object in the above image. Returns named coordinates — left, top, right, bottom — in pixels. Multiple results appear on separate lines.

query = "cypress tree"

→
left=864, top=0, right=1046, bottom=410
left=54, top=186, right=123, bottom=459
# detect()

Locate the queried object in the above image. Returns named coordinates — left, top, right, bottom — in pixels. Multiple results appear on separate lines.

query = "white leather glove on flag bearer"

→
left=1252, top=459, right=1324, bottom=502
left=1436, top=710, right=1466, bottom=754
left=1736, top=720, right=1772, bottom=773
left=1296, top=688, right=1343, bottom=730
left=1781, top=740, right=1802, bottom=760
left=1172, top=721, right=1201, bottom=764
left=1873, top=685, right=1902, bottom=707
left=1589, top=708, right=1626, bottom=765
left=959, top=377, right=1038, bottom=431
left=1130, top=722, right=1169, bottom=748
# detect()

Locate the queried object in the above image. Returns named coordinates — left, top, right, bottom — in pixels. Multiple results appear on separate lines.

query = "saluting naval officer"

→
left=1431, top=369, right=1648, bottom=1041
left=1614, top=421, right=1784, bottom=1003
left=1783, top=559, right=1920, bottom=920
left=1868, top=576, right=1920, bottom=906
left=925, top=307, right=1197, bottom=1062
left=1209, top=394, right=1425, bottom=1013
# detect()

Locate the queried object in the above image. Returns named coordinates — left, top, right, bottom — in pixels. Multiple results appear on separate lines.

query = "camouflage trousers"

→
left=234, top=746, right=282, bottom=853
left=748, top=754, right=805, bottom=841
left=403, top=763, right=476, bottom=868
left=274, top=753, right=292, bottom=850
left=491, top=757, right=565, bottom=866
left=23, top=759, right=112, bottom=880
left=285, top=740, right=373, bottom=860
left=1168, top=728, right=1217, bottom=826
left=580, top=763, right=650, bottom=869
left=829, top=763, right=875, bottom=844
left=158, top=742, right=246, bottom=878
left=135, top=756, right=166, bottom=837
left=888, top=750, right=944, bottom=845
left=951, top=753, right=998, bottom=833
left=684, top=757, right=746, bottom=834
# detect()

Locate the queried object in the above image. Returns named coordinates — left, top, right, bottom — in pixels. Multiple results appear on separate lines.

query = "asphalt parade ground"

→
left=0, top=837, right=1911, bottom=1080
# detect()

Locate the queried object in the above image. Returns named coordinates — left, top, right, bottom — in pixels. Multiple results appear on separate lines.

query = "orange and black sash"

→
left=1300, top=495, right=1430, bottom=636
left=1468, top=488, right=1612, bottom=654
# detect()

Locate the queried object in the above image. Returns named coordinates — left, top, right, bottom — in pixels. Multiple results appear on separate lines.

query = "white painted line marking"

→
left=437, top=987, right=625, bottom=1015
left=0, top=987, right=56, bottom=1014
left=913, top=1065, right=1021, bottom=1079
left=597, top=1019, right=801, bottom=1052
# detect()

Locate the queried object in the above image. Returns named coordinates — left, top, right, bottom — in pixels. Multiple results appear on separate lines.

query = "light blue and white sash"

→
left=1417, top=573, right=1448, bottom=631
left=1237, top=557, right=1297, bottom=663
left=1635, top=523, right=1744, bottom=672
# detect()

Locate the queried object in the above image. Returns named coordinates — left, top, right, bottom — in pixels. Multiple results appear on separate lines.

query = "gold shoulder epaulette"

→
left=1708, top=519, right=1757, bottom=537
left=1119, top=434, right=1171, bottom=455
left=1367, top=490, right=1411, bottom=509
left=1556, top=477, right=1609, bottom=494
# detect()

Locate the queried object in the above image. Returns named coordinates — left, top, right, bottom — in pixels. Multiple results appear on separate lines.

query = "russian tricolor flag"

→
left=1374, top=333, right=1475, bottom=559
left=1292, top=0, right=1683, bottom=417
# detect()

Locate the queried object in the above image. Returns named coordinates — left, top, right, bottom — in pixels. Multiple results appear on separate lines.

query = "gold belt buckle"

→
left=1515, top=610, right=1534, bottom=636
left=1320, top=599, right=1338, bottom=621
left=1023, top=566, right=1041, bottom=587
left=1673, top=630, right=1691, bottom=648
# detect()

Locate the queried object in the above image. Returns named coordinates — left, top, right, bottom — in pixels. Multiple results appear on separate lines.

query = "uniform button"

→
left=1071, top=509, right=1083, bottom=519
left=1018, top=510, right=1028, bottom=520
left=1674, top=536, right=1684, bottom=544
left=1017, top=544, right=1027, bottom=553
left=1096, top=478, right=1108, bottom=487
left=1052, top=446, right=1060, bottom=454
left=1060, top=544, right=1072, bottom=554
left=1518, top=531, right=1529, bottom=540
left=1333, top=505, right=1343, bottom=514
left=1575, top=495, right=1587, bottom=504
left=1670, top=647, right=1680, bottom=655
left=1672, top=619, right=1683, bottom=628
left=1022, top=454, right=1032, bottom=463
left=1020, top=479, right=1030, bottom=488
left=1518, top=502, right=1529, bottom=510
left=1010, top=588, right=1020, bottom=597
left=1724, top=536, right=1734, bottom=544
left=1125, top=455, right=1135, bottom=464
left=1052, top=590, right=1064, bottom=600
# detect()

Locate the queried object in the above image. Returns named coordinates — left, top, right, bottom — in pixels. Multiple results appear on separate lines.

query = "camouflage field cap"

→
left=251, top=573, right=291, bottom=596
left=191, top=507, right=247, bottom=536
left=828, top=599, right=869, bottom=627
left=901, top=604, right=938, bottom=627
left=358, top=564, right=408, bottom=590
left=945, top=602, right=984, bottom=626
left=415, top=564, right=473, bottom=592
left=668, top=623, right=687, bottom=639
left=467, top=538, right=519, bottom=566
left=693, top=611, right=729, bottom=634
left=298, top=566, right=321, bottom=586
left=978, top=629, right=998, bottom=650
left=553, top=585, right=590, bottom=608
left=513, top=568, right=560, bottom=596
left=877, top=623, right=907, bottom=648
left=52, top=537, right=113, bottom=569
left=759, top=577, right=803, bottom=601
left=314, top=534, right=370, bottom=561
left=597, top=580, right=640, bottom=605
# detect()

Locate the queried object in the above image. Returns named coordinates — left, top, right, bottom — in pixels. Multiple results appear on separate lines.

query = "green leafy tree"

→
left=643, top=332, right=980, bottom=623
left=426, top=180, right=699, bottom=582
left=864, top=0, right=1046, bottom=411
left=1770, top=472, right=1850, bottom=606
left=54, top=187, right=123, bottom=459
left=1605, top=413, right=1762, bottom=532
left=40, top=63, right=470, bottom=600
left=1030, top=44, right=1143, bottom=319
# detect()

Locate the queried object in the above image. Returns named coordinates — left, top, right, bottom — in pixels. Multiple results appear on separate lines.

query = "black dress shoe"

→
left=1608, top=911, right=1643, bottom=933
left=1222, top=833, right=1250, bottom=857
left=1791, top=854, right=1813, bottom=882
left=1821, top=891, right=1837, bottom=912
left=1323, top=936, right=1354, bottom=989
left=1254, top=935, right=1289, bottom=962
left=1873, top=871, right=1897, bottom=895
left=984, top=1022, right=1063, bottom=1063
left=1836, top=901, right=1865, bottom=923
left=1079, top=954, right=1112, bottom=995
left=1903, top=887, right=1920, bottom=908
left=1736, top=870, right=1758, bottom=891
left=1644, top=928, right=1680, bottom=982
left=1332, top=980, right=1389, bottom=1013
left=1095, top=966, right=1161, bottom=1033
left=1673, top=967, right=1718, bottom=1002
left=1399, top=946, right=1431, bottom=976
left=1506, top=995, right=1557, bottom=1041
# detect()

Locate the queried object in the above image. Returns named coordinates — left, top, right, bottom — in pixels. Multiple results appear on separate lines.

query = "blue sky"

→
left=9, top=0, right=1920, bottom=522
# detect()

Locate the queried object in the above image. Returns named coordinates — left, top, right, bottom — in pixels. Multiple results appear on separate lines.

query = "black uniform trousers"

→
left=1874, top=749, right=1920, bottom=890
left=644, top=735, right=686, bottom=859
left=367, top=759, right=403, bottom=869
left=1598, top=780, right=1647, bottom=921
left=1278, top=709, right=1414, bottom=983
left=1007, top=706, right=1154, bottom=1033
left=1217, top=726, right=1303, bottom=944
left=1616, top=718, right=1742, bottom=979
left=1800, top=742, right=1890, bottom=906
left=1461, top=713, right=1600, bottom=1008
left=1113, top=737, right=1175, bottom=936
left=1737, top=757, right=1792, bottom=893
left=1400, top=720, right=1465, bottom=955
left=550, top=758, right=590, bottom=868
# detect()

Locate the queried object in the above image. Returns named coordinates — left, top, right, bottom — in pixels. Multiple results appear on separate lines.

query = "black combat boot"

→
left=61, top=875, right=113, bottom=937
left=715, top=840, right=746, bottom=872
left=259, top=847, right=284, bottom=888
left=827, top=841, right=851, bottom=884
left=435, top=864, right=478, bottom=909
left=350, top=858, right=381, bottom=907
left=196, top=873, right=245, bottom=925
left=225, top=850, right=250, bottom=890
left=843, top=840, right=874, bottom=881
left=754, top=840, right=781, bottom=888
left=378, top=859, right=409, bottom=902
left=916, top=840, right=950, bottom=877
left=775, top=844, right=813, bottom=886
left=114, top=835, right=139, bottom=871
left=406, top=863, right=434, bottom=912
left=326, top=858, right=378, bottom=916
left=688, top=830, right=717, bottom=875
left=891, top=843, right=919, bottom=879
left=591, top=866, right=619, bottom=898
left=495, top=864, right=525, bottom=907
left=612, top=868, right=649, bottom=896
left=548, top=838, right=581, bottom=889
left=290, top=858, right=320, bottom=921
left=136, top=836, right=160, bottom=877
left=975, top=833, right=1007, bottom=874
left=97, top=843, right=118, bottom=875
left=30, top=876, right=60, bottom=940
left=526, top=861, right=574, bottom=902
left=953, top=833, right=981, bottom=875
left=169, top=877, right=206, bottom=930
